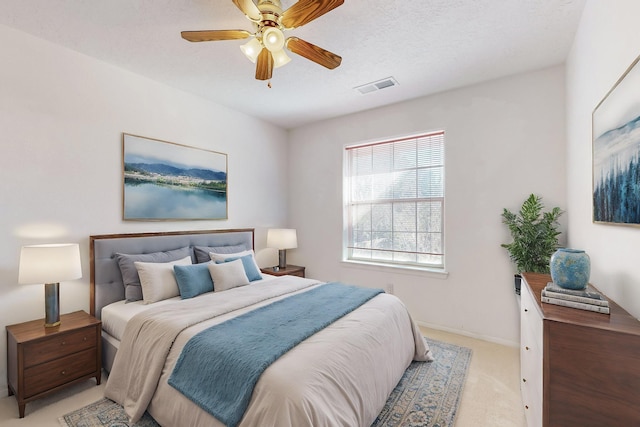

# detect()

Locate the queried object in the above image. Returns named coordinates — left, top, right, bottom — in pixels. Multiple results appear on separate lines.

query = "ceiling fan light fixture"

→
left=182, top=0, right=345, bottom=80
left=272, top=48, right=292, bottom=68
left=262, top=27, right=285, bottom=52
left=240, top=37, right=262, bottom=63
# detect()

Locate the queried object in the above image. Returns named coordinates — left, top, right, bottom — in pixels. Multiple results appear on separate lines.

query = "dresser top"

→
left=522, top=272, right=640, bottom=336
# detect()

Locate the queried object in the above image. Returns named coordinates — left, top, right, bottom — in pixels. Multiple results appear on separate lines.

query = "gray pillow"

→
left=115, top=246, right=192, bottom=302
left=193, top=244, right=248, bottom=264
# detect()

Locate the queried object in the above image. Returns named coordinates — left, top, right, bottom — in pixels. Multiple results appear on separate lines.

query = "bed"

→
left=90, top=228, right=431, bottom=427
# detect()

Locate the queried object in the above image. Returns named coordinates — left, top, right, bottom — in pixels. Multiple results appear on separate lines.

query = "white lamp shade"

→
left=272, top=48, right=292, bottom=68
left=240, top=38, right=263, bottom=63
left=262, top=27, right=285, bottom=52
left=267, top=229, right=298, bottom=250
left=19, top=243, right=82, bottom=285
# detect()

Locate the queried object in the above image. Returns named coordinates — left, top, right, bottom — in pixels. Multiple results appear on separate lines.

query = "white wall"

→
left=566, top=0, right=640, bottom=317
left=0, top=24, right=289, bottom=397
left=288, top=66, right=567, bottom=345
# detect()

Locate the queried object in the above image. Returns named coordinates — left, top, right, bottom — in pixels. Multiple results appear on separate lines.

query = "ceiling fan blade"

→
left=232, top=0, right=262, bottom=21
left=286, top=37, right=342, bottom=69
left=255, top=48, right=274, bottom=80
left=281, top=0, right=344, bottom=29
left=181, top=30, right=252, bottom=42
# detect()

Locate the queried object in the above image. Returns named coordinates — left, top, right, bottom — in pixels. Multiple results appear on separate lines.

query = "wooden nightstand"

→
left=6, top=310, right=101, bottom=418
left=261, top=264, right=306, bottom=278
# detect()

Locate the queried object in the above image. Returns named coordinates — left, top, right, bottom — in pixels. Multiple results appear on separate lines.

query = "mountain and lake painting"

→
left=123, top=134, right=227, bottom=220
left=592, top=55, right=640, bottom=225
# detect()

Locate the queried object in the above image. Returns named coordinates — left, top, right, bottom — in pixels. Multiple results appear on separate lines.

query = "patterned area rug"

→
left=59, top=338, right=471, bottom=427
left=58, top=398, right=159, bottom=427
left=372, top=338, right=472, bottom=427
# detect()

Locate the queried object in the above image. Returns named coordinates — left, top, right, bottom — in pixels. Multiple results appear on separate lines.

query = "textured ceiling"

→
left=0, top=0, right=586, bottom=129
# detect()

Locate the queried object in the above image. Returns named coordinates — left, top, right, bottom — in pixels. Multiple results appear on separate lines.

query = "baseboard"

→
left=416, top=320, right=519, bottom=348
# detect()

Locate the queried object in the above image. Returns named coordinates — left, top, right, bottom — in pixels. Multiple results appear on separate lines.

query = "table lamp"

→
left=267, top=229, right=297, bottom=269
left=18, top=243, right=82, bottom=327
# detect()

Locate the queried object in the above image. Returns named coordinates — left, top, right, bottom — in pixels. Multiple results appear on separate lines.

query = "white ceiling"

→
left=0, top=0, right=586, bottom=130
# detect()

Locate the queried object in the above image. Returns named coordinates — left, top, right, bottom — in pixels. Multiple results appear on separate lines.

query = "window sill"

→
left=340, top=259, right=449, bottom=279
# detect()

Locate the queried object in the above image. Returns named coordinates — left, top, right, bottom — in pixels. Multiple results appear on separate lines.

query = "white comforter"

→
left=104, top=276, right=431, bottom=427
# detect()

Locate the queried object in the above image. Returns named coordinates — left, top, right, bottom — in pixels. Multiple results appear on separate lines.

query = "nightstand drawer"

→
left=23, top=348, right=96, bottom=398
left=24, top=327, right=96, bottom=367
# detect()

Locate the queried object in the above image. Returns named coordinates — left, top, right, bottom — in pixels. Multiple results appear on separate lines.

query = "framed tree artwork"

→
left=592, top=54, right=640, bottom=225
left=122, top=133, right=228, bottom=220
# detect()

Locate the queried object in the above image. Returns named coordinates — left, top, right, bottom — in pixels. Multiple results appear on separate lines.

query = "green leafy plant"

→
left=501, top=194, right=563, bottom=273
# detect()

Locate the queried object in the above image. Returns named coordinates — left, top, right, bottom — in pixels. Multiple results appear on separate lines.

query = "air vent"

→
left=354, top=77, right=399, bottom=95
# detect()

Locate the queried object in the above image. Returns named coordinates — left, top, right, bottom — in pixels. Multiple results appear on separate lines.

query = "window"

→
left=344, top=131, right=445, bottom=269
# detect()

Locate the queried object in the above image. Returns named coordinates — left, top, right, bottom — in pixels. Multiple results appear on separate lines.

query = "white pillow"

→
left=209, top=250, right=263, bottom=280
left=135, top=256, right=192, bottom=304
left=208, top=259, right=250, bottom=292
left=209, top=249, right=253, bottom=262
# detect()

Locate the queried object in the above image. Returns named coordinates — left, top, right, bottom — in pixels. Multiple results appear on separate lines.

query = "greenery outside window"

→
left=344, top=131, right=445, bottom=269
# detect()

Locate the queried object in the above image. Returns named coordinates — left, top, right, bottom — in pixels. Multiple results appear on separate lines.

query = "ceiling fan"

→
left=181, top=0, right=344, bottom=81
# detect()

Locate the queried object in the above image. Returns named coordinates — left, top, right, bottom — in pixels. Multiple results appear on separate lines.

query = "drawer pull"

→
left=61, top=370, right=67, bottom=376
left=525, top=346, right=530, bottom=351
left=522, top=378, right=527, bottom=383
left=83, top=337, right=87, bottom=341
left=524, top=308, right=529, bottom=312
left=525, top=405, right=529, bottom=410
left=61, top=341, right=66, bottom=345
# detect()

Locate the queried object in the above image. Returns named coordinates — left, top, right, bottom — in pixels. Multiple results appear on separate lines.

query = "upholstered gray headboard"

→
left=90, top=229, right=254, bottom=319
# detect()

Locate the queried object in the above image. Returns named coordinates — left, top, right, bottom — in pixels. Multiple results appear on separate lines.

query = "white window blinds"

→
left=345, top=131, right=445, bottom=268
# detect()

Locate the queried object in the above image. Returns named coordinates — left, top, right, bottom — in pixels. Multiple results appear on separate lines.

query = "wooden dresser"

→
left=520, top=273, right=640, bottom=427
left=6, top=310, right=101, bottom=418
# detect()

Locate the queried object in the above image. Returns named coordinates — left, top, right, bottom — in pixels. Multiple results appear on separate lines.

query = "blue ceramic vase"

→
left=549, top=248, right=590, bottom=290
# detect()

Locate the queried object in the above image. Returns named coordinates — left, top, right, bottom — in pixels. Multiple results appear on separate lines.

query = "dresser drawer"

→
left=521, top=334, right=542, bottom=425
left=520, top=284, right=543, bottom=427
left=23, top=348, right=96, bottom=398
left=521, top=376, right=542, bottom=427
left=521, top=310, right=542, bottom=359
left=23, top=327, right=97, bottom=367
left=521, top=286, right=543, bottom=343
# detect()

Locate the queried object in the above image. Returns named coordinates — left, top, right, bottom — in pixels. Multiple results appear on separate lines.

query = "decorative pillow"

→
left=194, top=244, right=247, bottom=264
left=115, top=246, right=192, bottom=302
left=215, top=254, right=262, bottom=282
left=208, top=259, right=250, bottom=292
left=209, top=250, right=263, bottom=281
left=135, top=256, right=192, bottom=304
left=174, top=262, right=214, bottom=299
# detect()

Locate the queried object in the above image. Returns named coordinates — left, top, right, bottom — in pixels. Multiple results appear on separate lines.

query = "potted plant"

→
left=501, top=194, right=563, bottom=294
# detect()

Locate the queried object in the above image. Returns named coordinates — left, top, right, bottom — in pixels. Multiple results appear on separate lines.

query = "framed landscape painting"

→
left=592, top=54, right=640, bottom=226
left=122, top=134, right=228, bottom=220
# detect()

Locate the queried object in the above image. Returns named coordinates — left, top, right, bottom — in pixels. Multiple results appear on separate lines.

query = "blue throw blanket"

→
left=168, top=282, right=383, bottom=427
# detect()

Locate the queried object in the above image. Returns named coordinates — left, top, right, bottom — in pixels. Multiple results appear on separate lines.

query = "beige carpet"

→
left=0, top=327, right=526, bottom=427
left=424, top=328, right=526, bottom=427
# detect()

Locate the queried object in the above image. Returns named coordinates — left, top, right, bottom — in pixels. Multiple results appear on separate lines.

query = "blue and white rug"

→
left=60, top=338, right=471, bottom=427
left=372, top=338, right=472, bottom=426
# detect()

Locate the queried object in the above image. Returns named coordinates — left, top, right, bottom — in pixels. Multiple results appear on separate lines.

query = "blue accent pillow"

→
left=216, top=254, right=262, bottom=282
left=174, top=262, right=214, bottom=299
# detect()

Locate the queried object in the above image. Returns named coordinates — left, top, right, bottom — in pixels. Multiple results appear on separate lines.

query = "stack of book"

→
left=541, top=282, right=610, bottom=314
